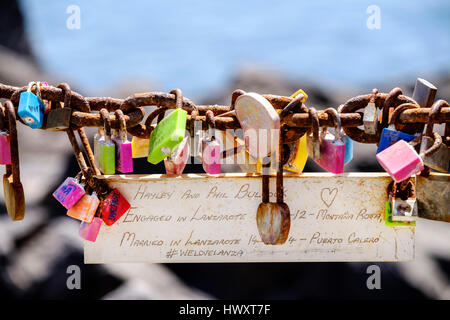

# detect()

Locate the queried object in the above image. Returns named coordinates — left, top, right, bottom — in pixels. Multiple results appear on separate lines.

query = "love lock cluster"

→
left=0, top=78, right=448, bottom=245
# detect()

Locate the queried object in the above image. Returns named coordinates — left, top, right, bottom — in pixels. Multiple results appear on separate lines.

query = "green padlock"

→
left=98, top=109, right=115, bottom=174
left=147, top=89, right=187, bottom=164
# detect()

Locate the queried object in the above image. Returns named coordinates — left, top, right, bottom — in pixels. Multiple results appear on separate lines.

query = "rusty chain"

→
left=0, top=82, right=449, bottom=145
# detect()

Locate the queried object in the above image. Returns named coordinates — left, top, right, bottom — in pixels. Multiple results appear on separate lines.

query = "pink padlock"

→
left=202, top=111, right=221, bottom=174
left=79, top=217, right=103, bottom=242
left=53, top=175, right=85, bottom=209
left=67, top=192, right=100, bottom=223
left=113, top=110, right=133, bottom=173
left=0, top=131, right=11, bottom=164
left=315, top=108, right=345, bottom=174
left=376, top=139, right=424, bottom=182
left=164, top=136, right=190, bottom=174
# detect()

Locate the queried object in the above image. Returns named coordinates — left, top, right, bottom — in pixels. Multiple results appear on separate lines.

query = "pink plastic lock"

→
left=202, top=139, right=221, bottom=174
left=0, top=131, right=11, bottom=164
left=376, top=140, right=424, bottom=182
left=53, top=176, right=85, bottom=209
left=113, top=110, right=133, bottom=173
left=315, top=132, right=345, bottom=174
left=79, top=217, right=102, bottom=242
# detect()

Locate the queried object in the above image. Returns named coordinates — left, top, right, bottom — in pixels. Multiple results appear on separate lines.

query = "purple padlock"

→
left=79, top=217, right=103, bottom=242
left=0, top=131, right=11, bottom=165
left=53, top=176, right=85, bottom=209
left=113, top=110, right=133, bottom=173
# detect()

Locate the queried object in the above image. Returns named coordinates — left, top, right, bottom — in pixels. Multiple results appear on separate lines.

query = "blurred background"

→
left=0, top=0, right=449, bottom=299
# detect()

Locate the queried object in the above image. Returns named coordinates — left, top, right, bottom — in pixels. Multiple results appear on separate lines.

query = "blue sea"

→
left=20, top=0, right=450, bottom=99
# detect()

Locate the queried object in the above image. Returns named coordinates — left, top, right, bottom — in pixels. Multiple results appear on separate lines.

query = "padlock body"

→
left=93, top=133, right=104, bottom=168
left=306, top=133, right=321, bottom=161
left=256, top=202, right=290, bottom=245
left=363, top=102, right=378, bottom=134
left=419, top=136, right=449, bottom=172
left=147, top=109, right=187, bottom=164
left=0, top=132, right=11, bottom=164
left=131, top=136, right=150, bottom=158
left=18, top=91, right=45, bottom=129
left=315, top=133, right=345, bottom=174
left=392, top=198, right=418, bottom=222
left=284, top=135, right=308, bottom=174
left=79, top=217, right=103, bottom=242
left=343, top=135, right=353, bottom=165
left=164, top=136, right=190, bottom=174
left=202, top=139, right=221, bottom=174
left=98, top=140, right=116, bottom=175
left=377, top=127, right=418, bottom=153
left=67, top=193, right=100, bottom=223
left=46, top=108, right=71, bottom=131
left=384, top=201, right=416, bottom=227
left=52, top=177, right=85, bottom=209
left=3, top=174, right=25, bottom=221
left=113, top=138, right=133, bottom=173
left=376, top=139, right=424, bottom=182
left=101, top=188, right=131, bottom=226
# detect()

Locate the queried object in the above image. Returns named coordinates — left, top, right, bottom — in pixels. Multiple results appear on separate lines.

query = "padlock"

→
left=101, top=188, right=131, bottom=226
left=113, top=110, right=133, bottom=173
left=148, top=89, right=187, bottom=164
left=315, top=108, right=346, bottom=174
left=385, top=182, right=416, bottom=227
left=377, top=103, right=420, bottom=153
left=67, top=191, right=100, bottom=223
left=363, top=89, right=379, bottom=135
left=52, top=174, right=85, bottom=209
left=131, top=136, right=149, bottom=158
left=419, top=100, right=449, bottom=172
left=2, top=101, right=25, bottom=221
left=283, top=135, right=308, bottom=173
left=256, top=138, right=290, bottom=245
left=235, top=92, right=280, bottom=159
left=376, top=139, right=424, bottom=183
left=390, top=181, right=418, bottom=222
left=0, top=107, right=11, bottom=165
left=337, top=104, right=354, bottom=165
left=412, top=78, right=437, bottom=109
left=164, top=135, right=190, bottom=174
left=417, top=173, right=450, bottom=222
left=98, top=109, right=116, bottom=174
left=306, top=107, right=321, bottom=160
left=46, top=83, right=72, bottom=131
left=94, top=127, right=105, bottom=168
left=17, top=81, right=45, bottom=129
left=79, top=217, right=103, bottom=242
left=201, top=110, right=221, bottom=174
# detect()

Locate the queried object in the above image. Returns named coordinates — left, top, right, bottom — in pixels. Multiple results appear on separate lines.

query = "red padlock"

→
left=101, top=188, right=131, bottom=226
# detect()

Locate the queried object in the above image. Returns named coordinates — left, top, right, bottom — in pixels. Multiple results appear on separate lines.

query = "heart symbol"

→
left=321, top=188, right=338, bottom=208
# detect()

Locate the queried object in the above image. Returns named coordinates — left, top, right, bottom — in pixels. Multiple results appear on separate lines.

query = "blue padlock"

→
left=18, top=81, right=45, bottom=129
left=342, top=135, right=353, bottom=165
left=377, top=104, right=419, bottom=154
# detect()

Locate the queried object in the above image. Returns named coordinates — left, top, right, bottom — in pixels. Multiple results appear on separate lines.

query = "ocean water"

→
left=20, top=0, right=450, bottom=99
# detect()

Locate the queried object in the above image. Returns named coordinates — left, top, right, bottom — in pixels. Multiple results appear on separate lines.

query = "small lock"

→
left=46, top=83, right=72, bottom=131
left=376, top=139, right=424, bottom=183
left=377, top=103, right=420, bottom=154
left=337, top=104, right=354, bottom=165
left=283, top=135, right=308, bottom=174
left=67, top=192, right=100, bottom=223
left=98, top=109, right=116, bottom=175
left=363, top=89, right=379, bottom=135
left=235, top=92, right=280, bottom=159
left=52, top=175, right=85, bottom=209
left=385, top=181, right=418, bottom=225
left=94, top=127, right=105, bottom=169
left=419, top=100, right=449, bottom=173
left=101, top=188, right=131, bottom=226
left=17, top=81, right=46, bottom=129
left=315, top=108, right=346, bottom=174
left=113, top=110, right=133, bottom=173
left=164, top=135, right=190, bottom=174
left=131, top=136, right=150, bottom=158
left=201, top=110, right=221, bottom=174
left=79, top=217, right=103, bottom=242
left=306, top=107, right=321, bottom=160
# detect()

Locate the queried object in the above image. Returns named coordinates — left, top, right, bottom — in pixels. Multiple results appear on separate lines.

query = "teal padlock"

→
left=98, top=109, right=115, bottom=174
left=147, top=89, right=187, bottom=164
left=17, top=81, right=45, bottom=129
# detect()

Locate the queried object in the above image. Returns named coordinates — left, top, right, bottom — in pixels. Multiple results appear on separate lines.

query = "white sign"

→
left=84, top=173, right=415, bottom=263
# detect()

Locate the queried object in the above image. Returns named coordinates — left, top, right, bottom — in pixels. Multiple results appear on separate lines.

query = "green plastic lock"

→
left=147, top=109, right=187, bottom=164
left=384, top=201, right=416, bottom=227
left=99, top=141, right=116, bottom=175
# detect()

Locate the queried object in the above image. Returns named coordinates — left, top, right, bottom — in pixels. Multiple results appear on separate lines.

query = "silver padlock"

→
left=389, top=180, right=418, bottom=222
left=306, top=107, right=320, bottom=160
left=363, top=89, right=379, bottom=135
